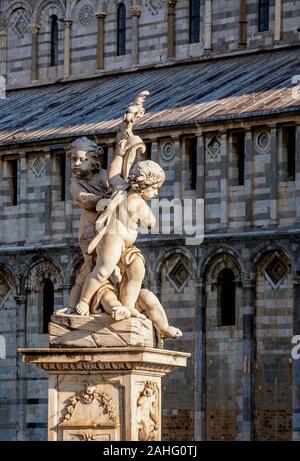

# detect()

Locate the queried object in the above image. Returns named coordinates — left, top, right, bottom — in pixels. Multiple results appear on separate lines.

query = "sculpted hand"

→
left=117, top=139, right=127, bottom=156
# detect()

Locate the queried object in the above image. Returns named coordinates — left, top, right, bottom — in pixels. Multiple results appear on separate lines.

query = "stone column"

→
left=131, top=6, right=140, bottom=66
left=19, top=153, right=27, bottom=242
left=269, top=126, right=278, bottom=225
left=173, top=138, right=182, bottom=199
left=15, top=295, right=27, bottom=441
left=167, top=0, right=176, bottom=59
left=295, top=125, right=300, bottom=223
left=31, top=25, right=40, bottom=81
left=65, top=148, right=73, bottom=236
left=244, top=129, right=253, bottom=226
left=151, top=140, right=159, bottom=163
left=0, top=156, right=3, bottom=241
left=220, top=131, right=228, bottom=227
left=44, top=150, right=52, bottom=237
left=274, top=0, right=282, bottom=42
left=63, top=20, right=73, bottom=78
left=239, top=0, right=247, bottom=47
left=204, top=0, right=212, bottom=51
left=0, top=29, right=7, bottom=78
left=194, top=277, right=205, bottom=441
left=196, top=132, right=205, bottom=200
left=96, top=12, right=107, bottom=70
left=293, top=276, right=300, bottom=440
left=242, top=277, right=255, bottom=440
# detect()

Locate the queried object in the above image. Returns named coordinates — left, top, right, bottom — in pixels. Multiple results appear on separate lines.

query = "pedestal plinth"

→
left=20, top=347, right=190, bottom=441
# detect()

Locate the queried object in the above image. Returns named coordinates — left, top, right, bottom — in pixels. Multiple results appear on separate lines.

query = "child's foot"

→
left=75, top=301, right=90, bottom=316
left=112, top=306, right=131, bottom=321
left=161, top=326, right=182, bottom=339
left=130, top=308, right=147, bottom=320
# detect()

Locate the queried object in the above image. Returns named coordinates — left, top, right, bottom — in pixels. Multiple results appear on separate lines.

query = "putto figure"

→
left=68, top=91, right=182, bottom=340
left=75, top=159, right=165, bottom=319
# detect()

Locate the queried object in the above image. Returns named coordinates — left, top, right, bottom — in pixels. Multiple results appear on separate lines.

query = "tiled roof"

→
left=0, top=48, right=299, bottom=146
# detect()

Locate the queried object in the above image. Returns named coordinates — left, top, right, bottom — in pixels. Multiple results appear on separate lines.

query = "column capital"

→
left=166, top=0, right=177, bottom=7
left=14, top=295, right=27, bottom=306
left=64, top=20, right=73, bottom=29
left=131, top=6, right=141, bottom=17
left=95, top=11, right=107, bottom=19
left=30, top=24, right=40, bottom=34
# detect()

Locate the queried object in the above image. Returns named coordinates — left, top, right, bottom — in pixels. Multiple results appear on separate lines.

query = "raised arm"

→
left=108, top=139, right=127, bottom=189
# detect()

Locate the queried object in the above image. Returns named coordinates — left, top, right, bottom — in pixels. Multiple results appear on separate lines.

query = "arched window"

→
left=189, top=0, right=200, bottom=43
left=258, top=0, right=270, bottom=32
left=117, top=3, right=126, bottom=56
left=50, top=15, right=59, bottom=66
left=218, top=269, right=236, bottom=326
left=42, top=278, right=54, bottom=334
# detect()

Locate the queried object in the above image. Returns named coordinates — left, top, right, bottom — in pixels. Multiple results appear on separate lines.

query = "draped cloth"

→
left=87, top=180, right=130, bottom=255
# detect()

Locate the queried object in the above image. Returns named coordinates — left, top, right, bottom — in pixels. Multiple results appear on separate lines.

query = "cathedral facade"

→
left=0, top=0, right=300, bottom=441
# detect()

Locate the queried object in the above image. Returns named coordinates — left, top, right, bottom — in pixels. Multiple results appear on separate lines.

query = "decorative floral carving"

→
left=137, top=381, right=159, bottom=441
left=160, top=141, right=175, bottom=162
left=255, top=130, right=271, bottom=154
left=40, top=361, right=174, bottom=373
left=79, top=4, right=95, bottom=25
left=60, top=382, right=119, bottom=425
left=77, top=431, right=101, bottom=441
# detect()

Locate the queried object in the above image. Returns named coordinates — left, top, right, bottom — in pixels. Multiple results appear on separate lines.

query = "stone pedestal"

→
left=20, top=347, right=190, bottom=441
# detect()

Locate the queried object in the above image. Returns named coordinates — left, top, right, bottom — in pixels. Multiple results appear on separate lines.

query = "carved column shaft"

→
left=167, top=0, right=176, bottom=59
left=293, top=277, right=300, bottom=440
left=64, top=20, right=73, bottom=78
left=0, top=31, right=7, bottom=77
left=269, top=126, right=278, bottom=225
left=19, top=154, right=27, bottom=241
left=239, top=0, right=247, bottom=47
left=96, top=12, right=107, bottom=69
left=296, top=125, right=300, bottom=223
left=131, top=7, right=140, bottom=66
left=274, top=0, right=282, bottom=42
left=204, top=0, right=212, bottom=51
left=244, top=129, right=253, bottom=225
left=31, top=25, right=39, bottom=81
left=242, top=278, right=255, bottom=440
left=15, top=295, right=27, bottom=440
left=220, top=132, right=228, bottom=227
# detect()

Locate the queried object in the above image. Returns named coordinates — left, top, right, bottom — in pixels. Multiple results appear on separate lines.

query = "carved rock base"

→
left=49, top=311, right=156, bottom=348
left=20, top=347, right=190, bottom=441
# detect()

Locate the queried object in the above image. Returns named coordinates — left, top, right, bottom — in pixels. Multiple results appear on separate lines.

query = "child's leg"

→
left=68, top=256, right=93, bottom=308
left=136, top=289, right=182, bottom=339
left=118, top=271, right=146, bottom=320
left=119, top=256, right=145, bottom=312
left=76, top=235, right=124, bottom=315
left=101, top=288, right=131, bottom=321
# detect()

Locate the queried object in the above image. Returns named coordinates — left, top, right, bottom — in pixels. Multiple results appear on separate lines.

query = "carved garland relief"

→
left=60, top=382, right=119, bottom=425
